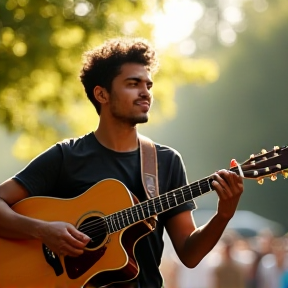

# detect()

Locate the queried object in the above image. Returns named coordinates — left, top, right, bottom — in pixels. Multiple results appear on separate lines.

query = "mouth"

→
left=135, top=100, right=150, bottom=111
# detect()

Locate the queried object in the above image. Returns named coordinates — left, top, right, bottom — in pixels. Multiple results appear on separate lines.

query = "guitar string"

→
left=79, top=181, right=211, bottom=236
left=80, top=168, right=240, bottom=240
left=85, top=165, right=250, bottom=240
left=78, top=181, right=212, bottom=240
left=80, top=166, right=239, bottom=232
left=84, top=184, right=213, bottom=242
left=78, top=180, right=210, bottom=232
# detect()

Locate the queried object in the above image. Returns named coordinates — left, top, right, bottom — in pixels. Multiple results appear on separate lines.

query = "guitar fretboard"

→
left=105, top=178, right=212, bottom=233
left=105, top=165, right=239, bottom=234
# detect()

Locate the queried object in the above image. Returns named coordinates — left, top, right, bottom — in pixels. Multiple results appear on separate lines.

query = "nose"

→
left=139, top=85, right=152, bottom=99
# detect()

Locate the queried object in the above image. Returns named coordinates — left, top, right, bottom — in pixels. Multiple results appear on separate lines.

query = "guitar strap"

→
left=138, top=134, right=159, bottom=199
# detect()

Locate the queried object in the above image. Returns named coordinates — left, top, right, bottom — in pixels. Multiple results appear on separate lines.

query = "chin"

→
left=131, top=115, right=149, bottom=126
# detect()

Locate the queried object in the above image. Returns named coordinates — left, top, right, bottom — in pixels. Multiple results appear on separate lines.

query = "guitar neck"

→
left=105, top=166, right=240, bottom=234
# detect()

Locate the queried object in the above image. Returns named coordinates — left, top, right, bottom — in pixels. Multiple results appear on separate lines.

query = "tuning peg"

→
left=261, top=149, right=267, bottom=154
left=270, top=174, right=277, bottom=181
left=250, top=154, right=255, bottom=159
left=282, top=169, right=288, bottom=179
left=274, top=146, right=280, bottom=151
left=258, top=179, right=264, bottom=185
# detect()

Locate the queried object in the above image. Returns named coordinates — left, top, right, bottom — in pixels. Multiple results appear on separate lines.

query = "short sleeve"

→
left=13, top=145, right=63, bottom=197
left=157, top=146, right=196, bottom=224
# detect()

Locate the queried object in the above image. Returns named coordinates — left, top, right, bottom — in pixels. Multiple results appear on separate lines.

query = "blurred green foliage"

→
left=141, top=0, right=288, bottom=229
left=0, top=0, right=218, bottom=159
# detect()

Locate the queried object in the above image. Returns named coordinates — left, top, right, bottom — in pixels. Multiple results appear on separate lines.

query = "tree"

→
left=0, top=0, right=218, bottom=159
left=140, top=0, right=288, bottom=230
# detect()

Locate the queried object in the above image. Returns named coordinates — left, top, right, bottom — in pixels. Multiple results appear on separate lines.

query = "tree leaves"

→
left=0, top=0, right=218, bottom=159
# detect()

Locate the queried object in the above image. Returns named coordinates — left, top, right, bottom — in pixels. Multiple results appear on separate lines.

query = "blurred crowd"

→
left=160, top=229, right=288, bottom=288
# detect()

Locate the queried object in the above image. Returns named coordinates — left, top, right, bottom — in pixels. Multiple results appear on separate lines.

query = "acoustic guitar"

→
left=0, top=145, right=287, bottom=288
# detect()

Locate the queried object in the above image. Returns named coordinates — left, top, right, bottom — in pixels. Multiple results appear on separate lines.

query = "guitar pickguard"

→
left=87, top=218, right=155, bottom=288
left=65, top=246, right=107, bottom=279
left=42, top=244, right=64, bottom=276
left=65, top=213, right=109, bottom=279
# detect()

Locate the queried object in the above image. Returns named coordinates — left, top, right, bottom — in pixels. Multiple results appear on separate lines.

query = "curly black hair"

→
left=80, top=37, right=159, bottom=115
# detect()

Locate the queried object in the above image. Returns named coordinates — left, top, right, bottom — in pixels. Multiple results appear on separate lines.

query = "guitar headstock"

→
left=233, top=146, right=288, bottom=184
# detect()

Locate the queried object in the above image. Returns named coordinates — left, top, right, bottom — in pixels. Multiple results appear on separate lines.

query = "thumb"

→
left=68, top=225, right=91, bottom=244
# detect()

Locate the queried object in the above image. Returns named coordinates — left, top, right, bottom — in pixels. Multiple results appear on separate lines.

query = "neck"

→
left=95, top=120, right=139, bottom=152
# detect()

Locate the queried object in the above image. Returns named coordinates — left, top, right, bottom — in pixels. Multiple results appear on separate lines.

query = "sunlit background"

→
left=1, top=0, right=288, bottom=287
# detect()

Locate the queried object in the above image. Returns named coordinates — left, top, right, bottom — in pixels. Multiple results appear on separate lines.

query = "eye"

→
left=147, top=83, right=153, bottom=90
left=129, top=81, right=138, bottom=86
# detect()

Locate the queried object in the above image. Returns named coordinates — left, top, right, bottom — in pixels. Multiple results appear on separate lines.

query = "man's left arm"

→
left=165, top=169, right=243, bottom=268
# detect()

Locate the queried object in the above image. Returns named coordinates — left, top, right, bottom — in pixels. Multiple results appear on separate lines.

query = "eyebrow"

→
left=125, top=77, right=153, bottom=85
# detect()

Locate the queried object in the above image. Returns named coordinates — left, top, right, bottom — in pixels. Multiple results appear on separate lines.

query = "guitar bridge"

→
left=42, top=244, right=64, bottom=276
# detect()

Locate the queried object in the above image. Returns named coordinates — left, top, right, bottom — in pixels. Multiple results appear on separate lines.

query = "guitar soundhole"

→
left=78, top=216, right=107, bottom=249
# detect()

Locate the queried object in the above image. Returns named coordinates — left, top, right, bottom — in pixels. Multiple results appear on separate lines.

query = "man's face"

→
left=107, top=63, right=153, bottom=126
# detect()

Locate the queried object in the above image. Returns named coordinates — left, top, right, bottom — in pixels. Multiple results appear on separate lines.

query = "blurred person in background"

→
left=256, top=236, right=288, bottom=288
left=211, top=232, right=246, bottom=288
left=280, top=270, right=288, bottom=288
left=247, top=229, right=275, bottom=288
left=231, top=234, right=258, bottom=288
left=280, top=233, right=288, bottom=288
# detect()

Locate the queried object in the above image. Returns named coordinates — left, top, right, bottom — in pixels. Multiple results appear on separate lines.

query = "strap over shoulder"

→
left=138, top=134, right=159, bottom=199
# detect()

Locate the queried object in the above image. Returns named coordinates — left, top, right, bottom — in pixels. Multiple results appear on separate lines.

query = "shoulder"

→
left=155, top=142, right=181, bottom=156
left=154, top=142, right=184, bottom=166
left=138, top=133, right=183, bottom=161
left=57, top=132, right=94, bottom=149
left=138, top=133, right=181, bottom=157
left=56, top=132, right=97, bottom=157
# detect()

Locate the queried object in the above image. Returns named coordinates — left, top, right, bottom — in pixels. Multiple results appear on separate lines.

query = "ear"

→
left=93, top=86, right=108, bottom=104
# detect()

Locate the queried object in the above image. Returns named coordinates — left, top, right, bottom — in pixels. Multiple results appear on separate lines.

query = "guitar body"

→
left=2, top=145, right=287, bottom=287
left=0, top=179, right=155, bottom=288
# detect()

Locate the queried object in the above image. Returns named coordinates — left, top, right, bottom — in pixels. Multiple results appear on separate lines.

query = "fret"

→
left=169, top=192, right=177, bottom=207
left=147, top=202, right=151, bottom=216
left=181, top=188, right=185, bottom=202
left=184, top=186, right=193, bottom=201
left=166, top=193, right=170, bottom=209
left=176, top=191, right=184, bottom=205
left=142, top=202, right=150, bottom=218
left=124, top=209, right=130, bottom=226
left=200, top=179, right=210, bottom=194
left=147, top=202, right=152, bottom=217
left=105, top=216, right=113, bottom=234
left=118, top=211, right=124, bottom=229
left=152, top=198, right=157, bottom=213
left=153, top=199, right=158, bottom=214
left=111, top=215, right=117, bottom=232
left=152, top=199, right=156, bottom=214
left=158, top=197, right=164, bottom=213
left=161, top=194, right=170, bottom=211
left=153, top=197, right=161, bottom=214
left=127, top=209, right=132, bottom=224
left=130, top=207, right=135, bottom=223
left=138, top=203, right=145, bottom=220
left=191, top=182, right=202, bottom=198
left=135, top=205, right=141, bottom=221
left=131, top=206, right=139, bottom=222
left=207, top=178, right=213, bottom=191
left=197, top=181, right=202, bottom=195
left=173, top=192, right=178, bottom=205
left=113, top=214, right=121, bottom=231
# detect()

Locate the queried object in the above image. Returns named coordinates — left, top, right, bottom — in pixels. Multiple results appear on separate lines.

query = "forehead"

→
left=118, top=63, right=152, bottom=81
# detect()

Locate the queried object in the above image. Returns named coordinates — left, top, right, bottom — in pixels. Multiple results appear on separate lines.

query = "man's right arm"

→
left=0, top=179, right=41, bottom=239
left=0, top=179, right=90, bottom=256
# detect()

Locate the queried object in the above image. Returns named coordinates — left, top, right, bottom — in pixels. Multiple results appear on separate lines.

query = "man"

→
left=0, top=38, right=243, bottom=288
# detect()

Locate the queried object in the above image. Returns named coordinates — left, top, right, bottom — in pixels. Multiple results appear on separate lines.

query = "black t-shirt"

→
left=13, top=132, right=196, bottom=288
